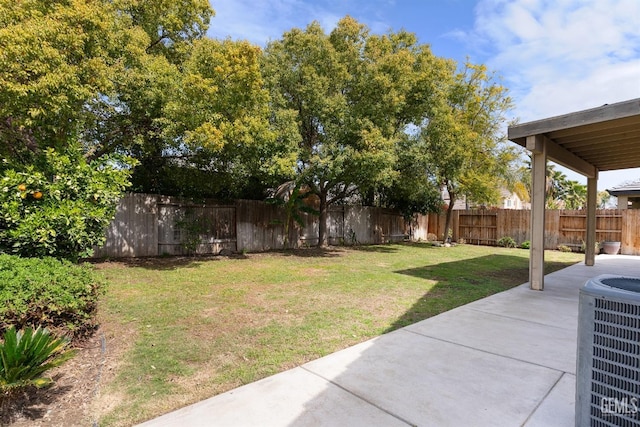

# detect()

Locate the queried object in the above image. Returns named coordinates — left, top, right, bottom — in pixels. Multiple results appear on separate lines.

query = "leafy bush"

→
left=520, top=240, right=530, bottom=249
left=497, top=236, right=517, bottom=248
left=0, top=145, right=133, bottom=261
left=0, top=326, right=74, bottom=399
left=0, top=254, right=102, bottom=340
left=557, top=245, right=573, bottom=253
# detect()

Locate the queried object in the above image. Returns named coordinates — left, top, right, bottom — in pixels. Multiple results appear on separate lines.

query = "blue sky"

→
left=206, top=0, right=640, bottom=192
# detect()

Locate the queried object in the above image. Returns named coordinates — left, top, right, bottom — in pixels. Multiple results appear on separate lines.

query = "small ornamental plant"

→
left=497, top=236, right=517, bottom=248
left=0, top=326, right=75, bottom=407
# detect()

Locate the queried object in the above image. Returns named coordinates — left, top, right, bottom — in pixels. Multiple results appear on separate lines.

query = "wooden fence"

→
left=93, top=194, right=407, bottom=257
left=417, top=208, right=640, bottom=256
left=93, top=194, right=640, bottom=258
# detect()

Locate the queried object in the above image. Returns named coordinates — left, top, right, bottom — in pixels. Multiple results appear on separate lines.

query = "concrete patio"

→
left=139, top=255, right=640, bottom=427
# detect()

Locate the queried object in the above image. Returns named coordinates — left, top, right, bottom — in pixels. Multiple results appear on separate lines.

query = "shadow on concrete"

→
left=387, top=254, right=581, bottom=333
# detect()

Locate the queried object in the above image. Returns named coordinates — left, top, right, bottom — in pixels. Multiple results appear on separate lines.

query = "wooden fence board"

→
left=93, top=193, right=157, bottom=258
left=622, top=209, right=640, bottom=255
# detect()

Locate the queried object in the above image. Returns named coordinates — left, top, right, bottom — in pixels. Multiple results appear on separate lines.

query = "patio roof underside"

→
left=507, top=98, right=640, bottom=291
left=508, top=98, right=640, bottom=176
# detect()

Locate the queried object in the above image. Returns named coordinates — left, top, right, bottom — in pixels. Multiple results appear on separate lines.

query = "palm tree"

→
left=546, top=165, right=569, bottom=208
left=563, top=180, right=587, bottom=209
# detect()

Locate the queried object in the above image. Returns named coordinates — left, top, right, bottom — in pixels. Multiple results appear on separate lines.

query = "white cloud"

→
left=207, top=0, right=381, bottom=45
left=473, top=0, right=640, bottom=120
left=208, top=0, right=332, bottom=44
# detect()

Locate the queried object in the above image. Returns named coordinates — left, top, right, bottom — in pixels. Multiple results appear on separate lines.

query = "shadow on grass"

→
left=88, top=255, right=226, bottom=271
left=385, top=254, right=580, bottom=333
left=275, top=247, right=344, bottom=258
left=347, top=241, right=439, bottom=254
left=89, top=247, right=347, bottom=270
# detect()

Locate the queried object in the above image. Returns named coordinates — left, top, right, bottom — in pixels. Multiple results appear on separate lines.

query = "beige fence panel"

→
left=458, top=210, right=497, bottom=245
left=157, top=196, right=236, bottom=255
left=622, top=209, right=640, bottom=255
left=236, top=199, right=286, bottom=252
left=93, top=193, right=158, bottom=258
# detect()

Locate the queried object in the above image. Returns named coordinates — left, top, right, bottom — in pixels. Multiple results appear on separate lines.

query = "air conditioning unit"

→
left=576, top=274, right=640, bottom=426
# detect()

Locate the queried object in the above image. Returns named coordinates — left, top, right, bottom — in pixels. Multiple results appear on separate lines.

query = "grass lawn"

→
left=92, top=243, right=582, bottom=426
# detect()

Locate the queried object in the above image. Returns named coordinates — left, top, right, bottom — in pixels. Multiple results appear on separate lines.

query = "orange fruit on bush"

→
left=33, top=191, right=43, bottom=199
left=18, top=184, right=26, bottom=191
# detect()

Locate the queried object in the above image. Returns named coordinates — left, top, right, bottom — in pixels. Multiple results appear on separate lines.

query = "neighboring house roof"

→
left=607, top=179, right=640, bottom=196
left=499, top=188, right=514, bottom=198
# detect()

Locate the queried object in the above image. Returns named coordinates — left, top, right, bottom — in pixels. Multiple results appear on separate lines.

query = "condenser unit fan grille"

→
left=588, top=297, right=640, bottom=426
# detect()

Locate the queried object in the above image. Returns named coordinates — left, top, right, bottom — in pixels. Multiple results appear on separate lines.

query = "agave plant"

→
left=0, top=326, right=75, bottom=394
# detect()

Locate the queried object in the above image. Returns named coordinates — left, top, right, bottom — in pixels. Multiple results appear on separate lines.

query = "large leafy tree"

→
left=0, top=0, right=215, bottom=167
left=161, top=38, right=299, bottom=199
left=263, top=17, right=447, bottom=246
left=0, top=0, right=145, bottom=259
left=82, top=0, right=217, bottom=196
left=0, top=0, right=143, bottom=162
left=422, top=63, right=515, bottom=240
left=520, top=160, right=590, bottom=209
left=375, top=132, right=442, bottom=219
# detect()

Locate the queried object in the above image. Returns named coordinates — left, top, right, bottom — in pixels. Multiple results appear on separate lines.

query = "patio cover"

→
left=508, top=98, right=640, bottom=290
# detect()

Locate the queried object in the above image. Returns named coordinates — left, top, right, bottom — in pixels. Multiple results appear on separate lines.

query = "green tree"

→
left=422, top=63, right=515, bottom=240
left=597, top=190, right=611, bottom=209
left=267, top=182, right=320, bottom=249
left=0, top=0, right=142, bottom=163
left=376, top=132, right=442, bottom=219
left=545, top=165, right=569, bottom=209
left=161, top=38, right=299, bottom=199
left=82, top=1, right=217, bottom=196
left=264, top=17, right=447, bottom=246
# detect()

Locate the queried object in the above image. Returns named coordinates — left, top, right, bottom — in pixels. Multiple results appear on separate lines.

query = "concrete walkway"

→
left=139, top=255, right=640, bottom=427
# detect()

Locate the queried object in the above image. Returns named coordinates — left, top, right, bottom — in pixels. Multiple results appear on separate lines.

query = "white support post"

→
left=528, top=135, right=546, bottom=291
left=585, top=175, right=598, bottom=266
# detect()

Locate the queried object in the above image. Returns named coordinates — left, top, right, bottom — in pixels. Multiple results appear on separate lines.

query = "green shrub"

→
left=0, top=326, right=75, bottom=399
left=0, top=254, right=102, bottom=340
left=557, top=245, right=573, bottom=253
left=0, top=145, right=133, bottom=261
left=520, top=240, right=530, bottom=249
left=497, top=236, right=517, bottom=248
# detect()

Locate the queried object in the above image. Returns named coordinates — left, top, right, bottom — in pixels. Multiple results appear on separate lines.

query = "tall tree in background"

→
left=597, top=190, right=612, bottom=209
left=0, top=0, right=141, bottom=163
left=375, top=132, right=442, bottom=219
left=563, top=179, right=587, bottom=209
left=263, top=17, right=448, bottom=246
left=0, top=0, right=150, bottom=258
left=162, top=38, right=299, bottom=198
left=0, top=0, right=215, bottom=166
left=422, top=63, right=515, bottom=240
left=83, top=0, right=217, bottom=195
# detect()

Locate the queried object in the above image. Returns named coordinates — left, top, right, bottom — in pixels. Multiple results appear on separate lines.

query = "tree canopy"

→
left=420, top=63, right=516, bottom=240
left=0, top=2, right=519, bottom=249
left=263, top=17, right=451, bottom=245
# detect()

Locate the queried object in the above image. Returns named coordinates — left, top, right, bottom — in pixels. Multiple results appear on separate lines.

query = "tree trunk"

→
left=317, top=192, right=328, bottom=247
left=444, top=187, right=456, bottom=242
